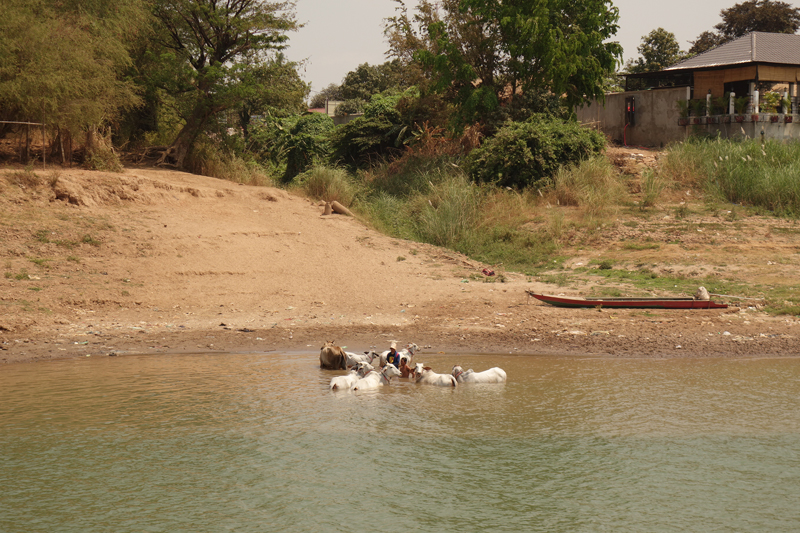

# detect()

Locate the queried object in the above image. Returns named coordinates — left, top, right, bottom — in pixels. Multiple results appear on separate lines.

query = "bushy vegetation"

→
left=282, top=113, right=335, bottom=182
left=466, top=116, right=606, bottom=188
left=660, top=138, right=800, bottom=216
left=329, top=93, right=412, bottom=169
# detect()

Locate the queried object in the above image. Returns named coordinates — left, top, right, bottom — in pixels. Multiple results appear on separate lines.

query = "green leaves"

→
left=151, top=0, right=300, bottom=166
left=400, top=0, right=622, bottom=127
left=0, top=0, right=149, bottom=133
left=466, top=115, right=605, bottom=188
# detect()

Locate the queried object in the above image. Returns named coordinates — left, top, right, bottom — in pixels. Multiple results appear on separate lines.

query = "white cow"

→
left=451, top=365, right=507, bottom=383
left=414, top=363, right=457, bottom=387
left=345, top=350, right=380, bottom=368
left=329, top=362, right=374, bottom=391
left=352, top=364, right=402, bottom=391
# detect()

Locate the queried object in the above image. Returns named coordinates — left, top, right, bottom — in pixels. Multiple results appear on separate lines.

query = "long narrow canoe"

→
left=527, top=292, right=728, bottom=309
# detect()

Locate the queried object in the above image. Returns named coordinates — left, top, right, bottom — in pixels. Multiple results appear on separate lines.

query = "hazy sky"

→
left=286, top=0, right=800, bottom=95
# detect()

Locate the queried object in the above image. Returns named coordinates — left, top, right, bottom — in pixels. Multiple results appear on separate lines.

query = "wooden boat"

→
left=527, top=292, right=728, bottom=309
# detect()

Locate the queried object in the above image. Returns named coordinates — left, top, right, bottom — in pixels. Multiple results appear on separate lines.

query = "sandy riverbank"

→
left=1, top=158, right=797, bottom=365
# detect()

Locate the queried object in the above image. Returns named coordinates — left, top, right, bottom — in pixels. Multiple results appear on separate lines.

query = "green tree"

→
left=715, top=0, right=800, bottom=40
left=0, top=0, right=149, bottom=161
left=688, top=31, right=726, bottom=56
left=340, top=63, right=390, bottom=102
left=152, top=0, right=298, bottom=168
left=236, top=54, right=308, bottom=138
left=329, top=60, right=416, bottom=117
left=388, top=0, right=622, bottom=128
left=626, top=28, right=684, bottom=74
left=309, top=84, right=342, bottom=109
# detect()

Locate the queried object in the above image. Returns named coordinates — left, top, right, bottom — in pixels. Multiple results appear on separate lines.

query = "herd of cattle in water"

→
left=319, top=340, right=507, bottom=392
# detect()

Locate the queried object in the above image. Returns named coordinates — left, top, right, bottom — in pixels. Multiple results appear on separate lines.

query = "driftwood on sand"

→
left=322, top=201, right=353, bottom=217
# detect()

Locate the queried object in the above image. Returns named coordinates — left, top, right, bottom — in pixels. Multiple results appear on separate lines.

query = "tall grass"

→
left=356, top=191, right=417, bottom=238
left=187, top=138, right=274, bottom=186
left=640, top=168, right=668, bottom=207
left=293, top=166, right=357, bottom=206
left=548, top=156, right=627, bottom=218
left=298, top=150, right=632, bottom=271
left=407, top=173, right=483, bottom=250
left=361, top=153, right=463, bottom=198
left=353, top=157, right=560, bottom=269
left=660, top=138, right=800, bottom=215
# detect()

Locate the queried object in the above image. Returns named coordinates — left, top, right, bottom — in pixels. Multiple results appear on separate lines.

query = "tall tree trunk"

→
left=24, top=124, right=30, bottom=164
left=84, top=128, right=97, bottom=162
left=160, top=102, right=216, bottom=168
left=60, top=129, right=66, bottom=166
left=50, top=127, right=61, bottom=162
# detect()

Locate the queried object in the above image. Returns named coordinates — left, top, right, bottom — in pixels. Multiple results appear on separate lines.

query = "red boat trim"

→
left=527, top=292, right=728, bottom=309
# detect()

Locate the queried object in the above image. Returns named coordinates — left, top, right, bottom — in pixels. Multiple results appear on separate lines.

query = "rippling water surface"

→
left=2, top=353, right=800, bottom=532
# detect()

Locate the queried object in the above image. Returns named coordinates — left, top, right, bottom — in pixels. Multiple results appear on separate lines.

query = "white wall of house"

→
left=576, top=87, right=690, bottom=147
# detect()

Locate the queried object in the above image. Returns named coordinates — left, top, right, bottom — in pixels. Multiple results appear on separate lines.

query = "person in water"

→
left=386, top=342, right=400, bottom=367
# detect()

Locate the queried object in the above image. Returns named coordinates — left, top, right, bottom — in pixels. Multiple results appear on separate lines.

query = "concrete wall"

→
left=578, top=86, right=800, bottom=145
left=332, top=113, right=363, bottom=126
left=685, top=115, right=800, bottom=141
left=577, top=87, right=691, bottom=147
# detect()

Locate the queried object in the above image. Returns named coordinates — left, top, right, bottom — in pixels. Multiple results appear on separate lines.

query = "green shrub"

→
left=760, top=91, right=781, bottom=113
left=329, top=115, right=407, bottom=169
left=329, top=93, right=410, bottom=169
left=466, top=115, right=605, bottom=188
left=363, top=93, right=403, bottom=121
left=84, top=147, right=123, bottom=172
left=249, top=115, right=299, bottom=170
left=283, top=113, right=335, bottom=182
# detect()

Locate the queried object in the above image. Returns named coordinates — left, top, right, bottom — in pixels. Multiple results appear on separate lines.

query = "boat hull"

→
left=528, top=292, right=728, bottom=309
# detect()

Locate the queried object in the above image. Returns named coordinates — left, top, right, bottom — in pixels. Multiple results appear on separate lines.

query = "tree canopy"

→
left=387, top=0, right=622, bottom=128
left=626, top=28, right=684, bottom=74
left=0, top=0, right=149, bottom=144
left=688, top=31, right=726, bottom=56
left=715, top=0, right=800, bottom=39
left=309, top=84, right=343, bottom=109
left=687, top=0, right=800, bottom=58
left=151, top=0, right=301, bottom=167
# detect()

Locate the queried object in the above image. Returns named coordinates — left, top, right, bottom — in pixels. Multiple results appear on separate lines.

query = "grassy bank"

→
left=659, top=138, right=800, bottom=216
left=278, top=138, right=799, bottom=315
left=289, top=153, right=629, bottom=274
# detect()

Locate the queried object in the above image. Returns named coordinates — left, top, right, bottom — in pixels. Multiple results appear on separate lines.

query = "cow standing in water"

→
left=319, top=341, right=347, bottom=370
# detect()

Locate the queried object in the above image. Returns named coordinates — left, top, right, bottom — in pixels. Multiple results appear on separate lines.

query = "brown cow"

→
left=319, top=340, right=347, bottom=370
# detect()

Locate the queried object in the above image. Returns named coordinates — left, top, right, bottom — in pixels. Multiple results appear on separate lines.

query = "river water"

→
left=1, top=352, right=799, bottom=532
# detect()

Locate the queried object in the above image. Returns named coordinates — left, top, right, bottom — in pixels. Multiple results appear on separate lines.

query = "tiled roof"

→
left=665, top=32, right=800, bottom=71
